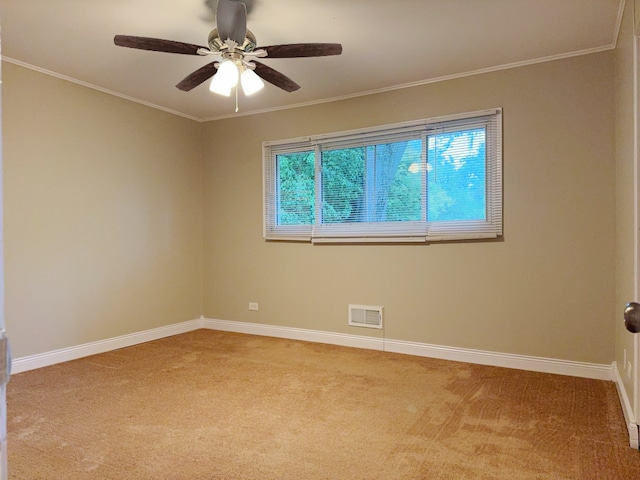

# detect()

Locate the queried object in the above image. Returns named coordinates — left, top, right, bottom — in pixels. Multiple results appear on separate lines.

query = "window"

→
left=263, top=109, right=502, bottom=243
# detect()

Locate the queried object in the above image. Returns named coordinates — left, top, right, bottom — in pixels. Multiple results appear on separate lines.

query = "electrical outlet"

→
left=249, top=302, right=259, bottom=311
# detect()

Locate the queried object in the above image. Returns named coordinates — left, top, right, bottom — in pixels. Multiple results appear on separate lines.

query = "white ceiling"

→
left=0, top=0, right=624, bottom=121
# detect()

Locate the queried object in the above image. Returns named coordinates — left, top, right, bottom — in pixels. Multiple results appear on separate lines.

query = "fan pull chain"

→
left=235, top=86, right=239, bottom=113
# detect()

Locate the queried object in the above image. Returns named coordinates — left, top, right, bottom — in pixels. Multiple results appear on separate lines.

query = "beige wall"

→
left=1, top=46, right=619, bottom=366
left=615, top=0, right=638, bottom=404
left=202, top=52, right=616, bottom=364
left=2, top=62, right=203, bottom=358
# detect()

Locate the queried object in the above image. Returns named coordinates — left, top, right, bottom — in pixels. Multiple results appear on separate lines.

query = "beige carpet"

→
left=6, top=329, right=640, bottom=479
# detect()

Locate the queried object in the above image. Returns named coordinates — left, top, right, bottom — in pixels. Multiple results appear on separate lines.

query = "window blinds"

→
left=263, top=108, right=502, bottom=243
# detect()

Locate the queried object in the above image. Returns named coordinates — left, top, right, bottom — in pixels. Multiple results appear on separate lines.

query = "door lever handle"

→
left=624, top=302, right=640, bottom=333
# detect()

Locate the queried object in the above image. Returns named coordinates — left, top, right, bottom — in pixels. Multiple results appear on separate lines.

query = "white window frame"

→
left=263, top=108, right=502, bottom=244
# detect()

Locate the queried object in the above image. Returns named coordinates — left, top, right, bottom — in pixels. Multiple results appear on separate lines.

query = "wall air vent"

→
left=348, top=304, right=383, bottom=329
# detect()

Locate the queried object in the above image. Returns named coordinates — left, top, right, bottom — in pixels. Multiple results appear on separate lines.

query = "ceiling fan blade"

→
left=176, top=62, right=219, bottom=91
left=253, top=61, right=300, bottom=92
left=114, top=35, right=206, bottom=55
left=258, top=43, right=343, bottom=58
left=216, top=0, right=247, bottom=44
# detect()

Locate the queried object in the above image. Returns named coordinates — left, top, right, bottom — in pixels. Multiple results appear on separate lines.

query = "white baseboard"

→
left=11, top=318, right=204, bottom=374
left=11, top=317, right=615, bottom=384
left=201, top=318, right=384, bottom=351
left=613, top=361, right=639, bottom=449
left=203, top=318, right=614, bottom=381
left=383, top=338, right=614, bottom=380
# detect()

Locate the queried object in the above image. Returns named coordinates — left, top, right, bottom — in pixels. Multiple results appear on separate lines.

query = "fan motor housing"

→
left=208, top=28, right=257, bottom=53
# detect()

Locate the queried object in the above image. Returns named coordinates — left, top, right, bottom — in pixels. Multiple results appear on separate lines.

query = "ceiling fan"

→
left=114, top=0, right=342, bottom=97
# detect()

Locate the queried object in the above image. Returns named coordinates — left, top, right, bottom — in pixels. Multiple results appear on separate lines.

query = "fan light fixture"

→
left=209, top=59, right=264, bottom=97
left=209, top=59, right=238, bottom=96
left=240, top=68, right=265, bottom=95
